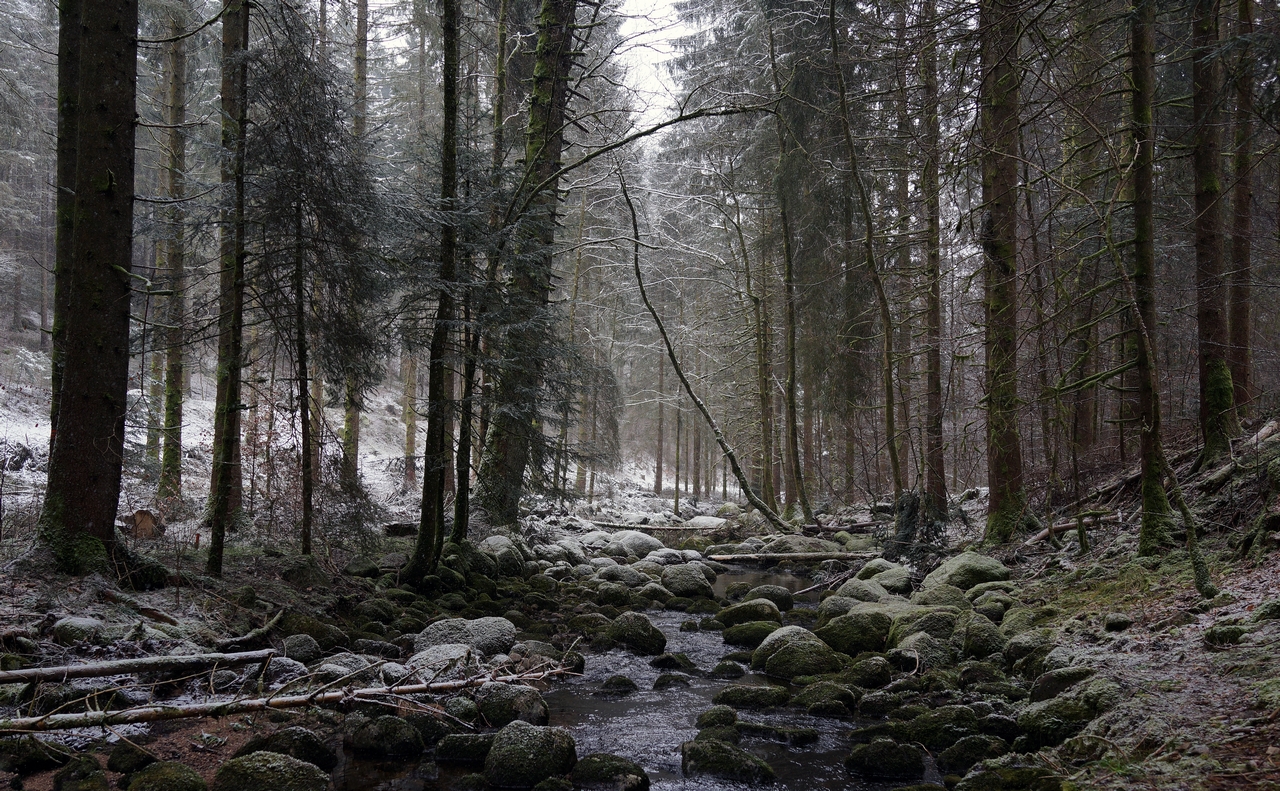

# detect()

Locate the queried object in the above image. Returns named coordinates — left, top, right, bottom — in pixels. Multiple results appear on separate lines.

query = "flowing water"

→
left=340, top=568, right=921, bottom=790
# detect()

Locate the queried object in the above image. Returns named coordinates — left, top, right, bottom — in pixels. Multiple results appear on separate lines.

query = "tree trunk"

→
left=921, top=0, right=947, bottom=522
left=341, top=0, right=371, bottom=489
left=39, top=0, right=138, bottom=572
left=980, top=0, right=1026, bottom=542
left=403, top=349, right=417, bottom=487
left=655, top=354, right=665, bottom=492
left=49, top=0, right=82, bottom=443
left=476, top=0, right=579, bottom=525
left=1228, top=0, right=1253, bottom=413
left=207, top=0, right=250, bottom=576
left=294, top=203, right=314, bottom=556
left=158, top=2, right=188, bottom=504
left=1192, top=0, right=1238, bottom=466
left=408, top=0, right=461, bottom=578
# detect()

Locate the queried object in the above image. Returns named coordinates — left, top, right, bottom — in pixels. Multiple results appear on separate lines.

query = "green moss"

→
left=983, top=488, right=1027, bottom=545
left=1201, top=358, right=1239, bottom=466
left=1137, top=473, right=1173, bottom=557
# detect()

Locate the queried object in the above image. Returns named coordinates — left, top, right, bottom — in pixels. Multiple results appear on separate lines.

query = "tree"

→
left=207, top=0, right=250, bottom=576
left=980, top=0, right=1026, bottom=543
left=40, top=0, right=139, bottom=572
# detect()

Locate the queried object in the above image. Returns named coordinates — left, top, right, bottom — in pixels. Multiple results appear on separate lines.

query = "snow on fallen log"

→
left=707, top=552, right=878, bottom=563
left=0, top=666, right=571, bottom=733
left=0, top=649, right=279, bottom=685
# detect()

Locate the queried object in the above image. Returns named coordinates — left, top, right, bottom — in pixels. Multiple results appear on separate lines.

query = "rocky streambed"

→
left=0, top=521, right=1161, bottom=791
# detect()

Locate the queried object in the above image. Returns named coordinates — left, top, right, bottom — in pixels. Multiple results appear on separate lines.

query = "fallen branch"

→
left=0, top=649, right=278, bottom=685
left=98, top=589, right=180, bottom=626
left=709, top=552, right=877, bottom=563
left=1023, top=514, right=1122, bottom=546
left=0, top=667, right=571, bottom=732
left=590, top=522, right=718, bottom=532
left=216, top=609, right=284, bottom=652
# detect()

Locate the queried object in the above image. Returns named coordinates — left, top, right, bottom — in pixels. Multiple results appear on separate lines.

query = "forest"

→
left=0, top=0, right=1277, bottom=788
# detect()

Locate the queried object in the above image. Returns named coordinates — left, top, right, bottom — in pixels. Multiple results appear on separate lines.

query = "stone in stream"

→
left=606, top=612, right=666, bottom=655
left=233, top=726, right=337, bottom=771
left=435, top=733, right=495, bottom=764
left=792, top=680, right=861, bottom=716
left=922, top=552, right=1011, bottom=591
left=598, top=675, right=639, bottom=695
left=911, top=584, right=973, bottom=610
left=712, top=684, right=790, bottom=708
left=937, top=734, right=1010, bottom=775
left=610, top=530, right=665, bottom=557
left=743, top=585, right=793, bottom=611
left=126, top=762, right=206, bottom=791
left=696, top=705, right=738, bottom=728
left=680, top=738, right=774, bottom=783
left=661, top=564, right=714, bottom=598
left=711, top=660, right=745, bottom=678
left=845, top=738, right=925, bottom=781
left=211, top=752, right=329, bottom=791
left=569, top=753, right=650, bottom=791
left=750, top=625, right=842, bottom=679
left=597, top=564, right=648, bottom=587
left=717, top=598, right=782, bottom=628
left=345, top=714, right=424, bottom=757
left=815, top=609, right=892, bottom=654
left=475, top=681, right=550, bottom=726
left=869, top=566, right=914, bottom=595
left=856, top=558, right=901, bottom=579
left=483, top=721, right=577, bottom=788
left=839, top=655, right=893, bottom=689
left=887, top=607, right=960, bottom=647
left=834, top=578, right=892, bottom=603
left=654, top=673, right=692, bottom=689
left=888, top=632, right=952, bottom=672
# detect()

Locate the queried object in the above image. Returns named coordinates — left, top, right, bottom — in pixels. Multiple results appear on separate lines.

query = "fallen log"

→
left=98, top=589, right=179, bottom=626
left=814, top=521, right=884, bottom=533
left=216, top=609, right=284, bottom=652
left=709, top=552, right=878, bottom=563
left=1023, top=514, right=1122, bottom=546
left=0, top=649, right=278, bottom=686
left=0, top=667, right=570, bottom=732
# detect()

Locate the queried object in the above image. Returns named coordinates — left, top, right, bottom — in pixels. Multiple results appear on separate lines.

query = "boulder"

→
left=923, top=552, right=1010, bottom=592
left=1017, top=676, right=1121, bottom=748
left=595, top=582, right=632, bottom=607
left=233, top=726, right=337, bottom=771
left=888, top=632, right=952, bottom=672
left=637, top=582, right=673, bottom=602
left=342, top=556, right=381, bottom=578
left=597, top=565, right=648, bottom=588
left=815, top=609, right=892, bottom=655
left=696, top=705, right=737, bottom=728
left=722, top=620, right=780, bottom=649
left=953, top=611, right=1008, bottom=659
left=0, top=735, right=71, bottom=774
left=717, top=599, right=782, bottom=628
left=870, top=567, right=913, bottom=595
left=841, top=656, right=893, bottom=689
left=52, top=754, right=108, bottom=791
left=953, top=754, right=1064, bottom=791
left=211, top=752, right=329, bottom=791
left=887, top=607, right=959, bottom=647
left=750, top=626, right=842, bottom=679
left=107, top=742, right=155, bottom=775
left=606, top=612, right=666, bottom=655
left=408, top=643, right=473, bottom=674
left=126, top=762, right=206, bottom=791
left=892, top=704, right=979, bottom=751
left=476, top=682, right=550, bottom=726
left=53, top=617, right=104, bottom=645
left=910, top=584, right=972, bottom=610
left=680, top=739, right=774, bottom=783
left=569, top=754, right=650, bottom=791
left=844, top=738, right=924, bottom=781
left=937, top=735, right=1009, bottom=775
left=483, top=721, right=577, bottom=788
left=857, top=558, right=902, bottom=580
left=281, top=634, right=323, bottom=665
left=712, top=684, right=790, bottom=708
left=415, top=617, right=517, bottom=657
left=792, top=680, right=860, bottom=715
left=612, top=530, right=664, bottom=557
left=1030, top=666, right=1095, bottom=702
left=661, top=565, right=714, bottom=598
left=599, top=676, right=639, bottom=695
left=743, top=585, right=793, bottom=611
left=346, top=715, right=424, bottom=757
left=436, top=733, right=495, bottom=764
left=835, top=578, right=891, bottom=603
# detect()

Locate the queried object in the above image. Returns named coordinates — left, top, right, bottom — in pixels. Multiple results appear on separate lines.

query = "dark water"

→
left=342, top=568, right=918, bottom=790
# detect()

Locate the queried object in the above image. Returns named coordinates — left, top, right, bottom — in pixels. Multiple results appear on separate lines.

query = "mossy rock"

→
left=476, top=681, right=550, bottom=726
left=606, top=612, right=666, bottom=655
left=857, top=558, right=902, bottom=580
left=1016, top=677, right=1120, bottom=749
left=52, top=754, right=108, bottom=791
left=923, top=553, right=1010, bottom=592
left=711, top=660, right=745, bottom=678
left=937, top=735, right=1009, bottom=775
left=695, top=725, right=741, bottom=744
left=816, top=610, right=893, bottom=655
left=680, top=738, right=774, bottom=783
left=952, top=754, right=1062, bottom=791
left=127, top=761, right=206, bottom=791
left=839, top=655, right=893, bottom=689
left=736, top=721, right=818, bottom=746
left=211, top=750, right=329, bottom=791
left=870, top=567, right=914, bottom=595
left=844, top=738, right=924, bottom=781
left=279, top=556, right=329, bottom=589
left=792, top=680, right=860, bottom=713
left=835, top=578, right=892, bottom=603
left=654, top=673, right=692, bottom=690
left=722, top=620, right=780, bottom=648
left=999, top=607, right=1059, bottom=636
left=891, top=705, right=979, bottom=751
left=436, top=733, right=495, bottom=764
left=345, top=715, right=424, bottom=757
left=233, top=726, right=337, bottom=771
left=750, top=626, right=842, bottom=679
left=1204, top=624, right=1251, bottom=646
left=569, top=753, right=650, bottom=791
left=888, top=632, right=952, bottom=672
left=695, top=705, right=737, bottom=728
left=0, top=735, right=70, bottom=775
left=1029, top=666, right=1095, bottom=703
left=911, top=584, right=972, bottom=610
left=107, top=741, right=156, bottom=775
left=953, top=611, right=1007, bottom=659
left=278, top=611, right=348, bottom=650
left=743, top=585, right=793, bottom=611
left=717, top=599, right=782, bottom=628
left=887, top=608, right=959, bottom=648
left=712, top=684, right=790, bottom=708
left=482, top=721, right=577, bottom=789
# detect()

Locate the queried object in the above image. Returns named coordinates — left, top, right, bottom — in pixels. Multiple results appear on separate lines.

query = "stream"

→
left=340, top=568, right=918, bottom=791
